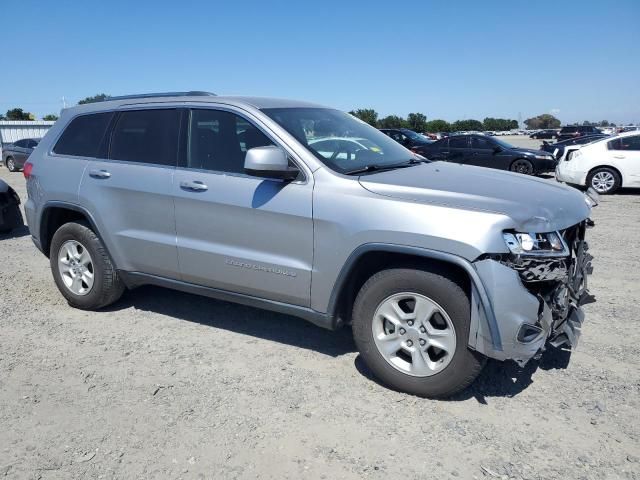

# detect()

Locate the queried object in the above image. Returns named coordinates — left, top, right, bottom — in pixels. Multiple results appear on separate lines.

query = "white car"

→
left=556, top=131, right=640, bottom=194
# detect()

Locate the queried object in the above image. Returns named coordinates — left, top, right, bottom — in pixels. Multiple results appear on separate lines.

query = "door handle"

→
left=180, top=180, right=208, bottom=192
left=89, top=169, right=111, bottom=179
left=613, top=155, right=625, bottom=159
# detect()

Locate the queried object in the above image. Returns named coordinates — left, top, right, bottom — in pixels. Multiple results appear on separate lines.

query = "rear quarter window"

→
left=53, top=112, right=114, bottom=158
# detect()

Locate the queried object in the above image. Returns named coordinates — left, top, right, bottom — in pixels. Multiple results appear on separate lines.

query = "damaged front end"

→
left=501, top=221, right=594, bottom=354
left=471, top=213, right=595, bottom=366
left=0, top=181, right=24, bottom=233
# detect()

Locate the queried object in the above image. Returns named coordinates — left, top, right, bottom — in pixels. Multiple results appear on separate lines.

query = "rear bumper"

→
left=556, top=163, right=587, bottom=186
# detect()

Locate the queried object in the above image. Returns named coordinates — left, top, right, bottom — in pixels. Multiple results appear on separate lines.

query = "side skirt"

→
left=118, top=271, right=337, bottom=331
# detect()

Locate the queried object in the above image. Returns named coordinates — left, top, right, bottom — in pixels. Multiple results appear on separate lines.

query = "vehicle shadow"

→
left=0, top=224, right=29, bottom=240
left=105, top=285, right=357, bottom=357
left=354, top=345, right=572, bottom=402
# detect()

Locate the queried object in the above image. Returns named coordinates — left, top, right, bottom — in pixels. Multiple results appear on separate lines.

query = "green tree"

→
left=424, top=119, right=451, bottom=132
left=406, top=112, right=428, bottom=132
left=599, top=120, right=610, bottom=127
left=483, top=117, right=519, bottom=131
left=451, top=119, right=484, bottom=131
left=377, top=115, right=407, bottom=129
left=42, top=114, right=59, bottom=121
left=5, top=108, right=33, bottom=120
left=524, top=114, right=561, bottom=130
left=78, top=93, right=110, bottom=105
left=348, top=108, right=378, bottom=127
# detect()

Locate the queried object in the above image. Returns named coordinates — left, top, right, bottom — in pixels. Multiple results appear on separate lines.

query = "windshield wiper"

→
left=344, top=158, right=428, bottom=175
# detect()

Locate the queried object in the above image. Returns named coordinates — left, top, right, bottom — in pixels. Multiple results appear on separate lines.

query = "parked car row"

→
left=556, top=131, right=640, bottom=194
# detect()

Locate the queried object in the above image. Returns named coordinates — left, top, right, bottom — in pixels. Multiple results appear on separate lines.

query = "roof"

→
left=63, top=94, right=328, bottom=116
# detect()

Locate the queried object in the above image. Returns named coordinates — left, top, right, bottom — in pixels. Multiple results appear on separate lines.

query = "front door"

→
left=172, top=107, right=314, bottom=307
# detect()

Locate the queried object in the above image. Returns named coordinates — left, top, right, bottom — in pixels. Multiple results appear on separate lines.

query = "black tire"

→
left=510, top=158, right=534, bottom=175
left=5, top=157, right=17, bottom=172
left=49, top=221, right=125, bottom=309
left=586, top=167, right=621, bottom=195
left=352, top=268, right=485, bottom=398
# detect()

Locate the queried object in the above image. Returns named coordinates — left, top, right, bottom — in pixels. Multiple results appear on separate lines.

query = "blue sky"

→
left=2, top=0, right=639, bottom=124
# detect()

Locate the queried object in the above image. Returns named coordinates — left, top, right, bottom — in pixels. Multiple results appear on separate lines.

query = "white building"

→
left=0, top=120, right=55, bottom=154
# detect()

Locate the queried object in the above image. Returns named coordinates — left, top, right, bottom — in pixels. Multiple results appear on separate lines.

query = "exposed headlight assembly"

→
left=534, top=154, right=553, bottom=160
left=503, top=231, right=569, bottom=256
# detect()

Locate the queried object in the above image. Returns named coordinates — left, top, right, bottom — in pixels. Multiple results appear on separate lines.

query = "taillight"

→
left=23, top=162, right=33, bottom=179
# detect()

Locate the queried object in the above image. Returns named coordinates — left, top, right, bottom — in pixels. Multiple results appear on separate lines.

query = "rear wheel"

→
left=510, top=158, right=534, bottom=175
left=352, top=268, right=485, bottom=398
left=587, top=167, right=620, bottom=194
left=5, top=157, right=17, bottom=172
left=50, top=221, right=125, bottom=309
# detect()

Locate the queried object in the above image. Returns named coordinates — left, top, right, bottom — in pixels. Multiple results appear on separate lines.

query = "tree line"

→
left=0, top=94, right=110, bottom=122
left=349, top=108, right=519, bottom=133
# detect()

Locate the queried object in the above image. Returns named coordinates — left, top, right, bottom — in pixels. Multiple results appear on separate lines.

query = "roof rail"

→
left=102, top=91, right=217, bottom=101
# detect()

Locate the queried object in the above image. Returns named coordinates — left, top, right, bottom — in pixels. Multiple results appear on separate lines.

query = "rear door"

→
left=172, top=107, right=313, bottom=306
left=78, top=108, right=180, bottom=278
left=447, top=135, right=469, bottom=163
left=606, top=135, right=640, bottom=186
left=467, top=135, right=498, bottom=168
left=12, top=139, right=29, bottom=163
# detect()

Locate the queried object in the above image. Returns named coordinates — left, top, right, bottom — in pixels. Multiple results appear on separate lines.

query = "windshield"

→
left=262, top=108, right=416, bottom=174
left=403, top=130, right=423, bottom=140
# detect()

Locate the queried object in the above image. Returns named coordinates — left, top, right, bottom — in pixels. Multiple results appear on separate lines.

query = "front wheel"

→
left=352, top=268, right=485, bottom=398
left=510, top=158, right=534, bottom=175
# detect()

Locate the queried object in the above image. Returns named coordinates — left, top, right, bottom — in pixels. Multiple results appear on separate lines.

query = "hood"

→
left=508, top=147, right=551, bottom=156
left=359, top=162, right=591, bottom=232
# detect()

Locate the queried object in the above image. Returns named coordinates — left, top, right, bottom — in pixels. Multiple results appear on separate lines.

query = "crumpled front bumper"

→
left=469, top=222, right=593, bottom=365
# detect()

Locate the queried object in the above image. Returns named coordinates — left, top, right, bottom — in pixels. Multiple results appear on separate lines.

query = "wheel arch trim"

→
left=40, top=201, right=108, bottom=258
left=326, top=243, right=502, bottom=351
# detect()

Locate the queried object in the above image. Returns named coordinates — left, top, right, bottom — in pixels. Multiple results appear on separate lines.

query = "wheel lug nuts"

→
left=406, top=340, right=413, bottom=347
left=420, top=326, right=426, bottom=333
left=399, top=328, right=406, bottom=335
left=407, top=320, right=414, bottom=326
left=419, top=339, right=426, bottom=346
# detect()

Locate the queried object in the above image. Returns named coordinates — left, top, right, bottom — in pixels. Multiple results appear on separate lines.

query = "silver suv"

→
left=24, top=92, right=595, bottom=397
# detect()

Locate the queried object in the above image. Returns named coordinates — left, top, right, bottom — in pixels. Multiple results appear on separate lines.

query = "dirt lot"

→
left=1, top=161, right=639, bottom=480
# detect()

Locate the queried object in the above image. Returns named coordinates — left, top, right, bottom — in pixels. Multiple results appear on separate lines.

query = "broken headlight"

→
left=502, top=231, right=569, bottom=257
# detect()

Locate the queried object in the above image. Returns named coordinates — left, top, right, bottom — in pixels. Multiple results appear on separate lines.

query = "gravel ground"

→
left=1, top=155, right=639, bottom=480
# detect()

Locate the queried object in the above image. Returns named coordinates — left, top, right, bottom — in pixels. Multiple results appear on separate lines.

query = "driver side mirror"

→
left=244, top=146, right=299, bottom=181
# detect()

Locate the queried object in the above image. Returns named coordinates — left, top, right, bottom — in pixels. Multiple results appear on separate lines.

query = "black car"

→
left=0, top=179, right=23, bottom=233
left=419, top=134, right=557, bottom=175
left=380, top=128, right=434, bottom=153
left=2, top=138, right=40, bottom=172
left=540, top=134, right=610, bottom=159
left=556, top=125, right=602, bottom=142
left=529, top=129, right=557, bottom=139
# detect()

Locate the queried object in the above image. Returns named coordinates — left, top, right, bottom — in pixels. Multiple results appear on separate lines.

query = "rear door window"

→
left=471, top=136, right=493, bottom=149
left=53, top=112, right=114, bottom=158
left=109, top=109, right=179, bottom=166
left=449, top=136, right=468, bottom=148
left=608, top=135, right=640, bottom=151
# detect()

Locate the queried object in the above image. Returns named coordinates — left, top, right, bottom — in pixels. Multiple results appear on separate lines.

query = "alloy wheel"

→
left=591, top=171, right=615, bottom=193
left=372, top=292, right=457, bottom=377
left=511, top=159, right=533, bottom=175
left=6, top=158, right=16, bottom=172
left=58, top=240, right=94, bottom=296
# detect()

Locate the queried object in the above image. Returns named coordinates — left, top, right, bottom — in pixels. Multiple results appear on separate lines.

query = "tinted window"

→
left=188, top=109, right=274, bottom=173
left=608, top=135, right=640, bottom=151
left=471, top=136, right=494, bottom=149
left=561, top=127, right=578, bottom=133
left=110, top=109, right=179, bottom=165
left=14, top=139, right=28, bottom=148
left=26, top=139, right=39, bottom=148
left=449, top=136, right=468, bottom=148
left=54, top=112, right=114, bottom=157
